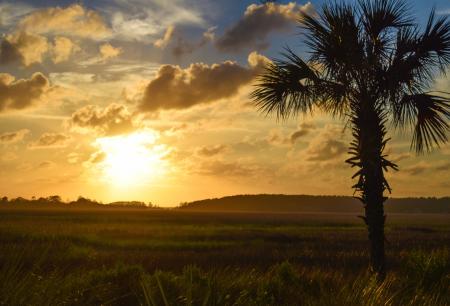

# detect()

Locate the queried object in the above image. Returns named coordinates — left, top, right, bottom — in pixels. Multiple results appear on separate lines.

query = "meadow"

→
left=0, top=206, right=449, bottom=305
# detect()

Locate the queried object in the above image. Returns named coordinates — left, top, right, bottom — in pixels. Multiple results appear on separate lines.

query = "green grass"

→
left=0, top=207, right=448, bottom=305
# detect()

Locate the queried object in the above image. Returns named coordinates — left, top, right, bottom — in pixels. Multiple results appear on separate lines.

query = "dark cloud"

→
left=154, top=25, right=215, bottom=58
left=267, top=130, right=290, bottom=146
left=262, top=122, right=316, bottom=147
left=196, top=145, right=228, bottom=157
left=435, top=162, right=450, bottom=172
left=38, top=161, right=56, bottom=168
left=29, top=133, right=71, bottom=149
left=0, top=39, right=23, bottom=64
left=404, top=163, right=430, bottom=175
left=0, top=72, right=50, bottom=112
left=307, top=139, right=347, bottom=161
left=290, top=122, right=315, bottom=144
left=139, top=52, right=269, bottom=112
left=304, top=125, right=347, bottom=161
left=290, top=130, right=308, bottom=143
left=5, top=32, right=51, bottom=66
left=172, top=27, right=216, bottom=58
left=69, top=103, right=135, bottom=136
left=216, top=2, right=314, bottom=52
left=1, top=33, right=79, bottom=66
left=0, top=129, right=30, bottom=144
left=391, top=152, right=411, bottom=163
left=195, top=160, right=261, bottom=177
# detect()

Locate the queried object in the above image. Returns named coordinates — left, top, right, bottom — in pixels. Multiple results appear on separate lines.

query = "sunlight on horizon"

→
left=94, top=131, right=170, bottom=188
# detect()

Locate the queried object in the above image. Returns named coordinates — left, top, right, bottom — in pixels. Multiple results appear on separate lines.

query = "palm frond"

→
left=251, top=49, right=321, bottom=119
left=396, top=93, right=450, bottom=152
left=416, top=10, right=450, bottom=72
left=383, top=13, right=450, bottom=102
left=300, top=2, right=364, bottom=80
left=359, top=0, right=413, bottom=38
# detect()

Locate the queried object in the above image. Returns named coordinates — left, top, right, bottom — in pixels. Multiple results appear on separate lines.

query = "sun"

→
left=94, top=131, right=169, bottom=187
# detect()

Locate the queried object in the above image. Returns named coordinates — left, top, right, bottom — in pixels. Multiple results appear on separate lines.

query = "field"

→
left=0, top=207, right=449, bottom=305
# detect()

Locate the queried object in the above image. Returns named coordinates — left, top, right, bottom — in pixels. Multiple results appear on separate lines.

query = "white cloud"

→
left=52, top=36, right=80, bottom=63
left=154, top=25, right=175, bottom=48
left=105, top=0, right=205, bottom=42
left=18, top=4, right=111, bottom=39
left=99, top=43, right=122, bottom=61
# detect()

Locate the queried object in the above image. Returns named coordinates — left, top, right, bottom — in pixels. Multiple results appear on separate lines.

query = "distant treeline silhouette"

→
left=0, top=196, right=157, bottom=209
left=178, top=194, right=450, bottom=214
left=2, top=194, right=449, bottom=213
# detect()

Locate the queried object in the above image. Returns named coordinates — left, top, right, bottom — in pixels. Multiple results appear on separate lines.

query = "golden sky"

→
left=0, top=1, right=449, bottom=206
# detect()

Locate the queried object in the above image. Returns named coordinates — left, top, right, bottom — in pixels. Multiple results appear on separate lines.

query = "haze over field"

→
left=1, top=0, right=449, bottom=205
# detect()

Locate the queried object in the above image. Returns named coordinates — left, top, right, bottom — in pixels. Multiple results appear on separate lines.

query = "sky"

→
left=0, top=0, right=449, bottom=206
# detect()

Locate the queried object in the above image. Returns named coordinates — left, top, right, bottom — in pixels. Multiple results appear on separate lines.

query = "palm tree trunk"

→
left=351, top=103, right=388, bottom=279
left=363, top=161, right=386, bottom=278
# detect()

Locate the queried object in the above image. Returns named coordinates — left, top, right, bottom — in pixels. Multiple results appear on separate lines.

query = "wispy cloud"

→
left=0, top=2, right=34, bottom=29
left=437, top=9, right=450, bottom=15
left=103, top=0, right=206, bottom=42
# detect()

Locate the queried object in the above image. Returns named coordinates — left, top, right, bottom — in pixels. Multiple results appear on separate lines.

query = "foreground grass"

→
left=2, top=252, right=448, bottom=306
left=0, top=207, right=448, bottom=305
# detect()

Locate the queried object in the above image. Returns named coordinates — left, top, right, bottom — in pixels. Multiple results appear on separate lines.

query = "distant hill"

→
left=178, top=194, right=450, bottom=214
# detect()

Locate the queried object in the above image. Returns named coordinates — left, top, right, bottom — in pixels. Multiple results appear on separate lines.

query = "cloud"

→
left=18, top=4, right=111, bottom=39
left=69, top=103, right=135, bottom=136
left=196, top=145, right=228, bottom=157
left=67, top=152, right=80, bottom=164
left=38, top=161, right=56, bottom=169
left=172, top=27, right=216, bottom=58
left=1, top=152, right=18, bottom=162
left=435, top=162, right=450, bottom=172
left=400, top=160, right=450, bottom=176
left=3, top=31, right=49, bottom=66
left=290, top=123, right=315, bottom=144
left=195, top=160, right=262, bottom=177
left=404, top=162, right=430, bottom=175
left=99, top=43, right=122, bottom=61
left=437, top=9, right=450, bottom=15
left=305, top=125, right=347, bottom=161
left=108, top=1, right=205, bottom=42
left=29, top=133, right=71, bottom=149
left=0, top=38, right=23, bottom=64
left=84, top=150, right=106, bottom=166
left=266, top=122, right=316, bottom=146
left=307, top=139, right=347, bottom=161
left=154, top=25, right=175, bottom=48
left=52, top=36, right=79, bottom=63
left=0, top=2, right=34, bottom=28
left=0, top=72, right=50, bottom=112
left=0, top=129, right=30, bottom=144
left=391, top=152, right=411, bottom=163
left=266, top=130, right=290, bottom=146
left=290, top=130, right=308, bottom=143
left=139, top=52, right=269, bottom=112
left=1, top=34, right=78, bottom=66
left=216, top=2, right=314, bottom=52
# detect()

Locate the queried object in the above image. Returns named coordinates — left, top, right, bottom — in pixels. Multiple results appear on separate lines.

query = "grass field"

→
left=0, top=207, right=449, bottom=305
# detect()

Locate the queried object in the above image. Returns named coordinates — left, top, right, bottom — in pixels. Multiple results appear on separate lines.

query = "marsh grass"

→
left=0, top=208, right=448, bottom=305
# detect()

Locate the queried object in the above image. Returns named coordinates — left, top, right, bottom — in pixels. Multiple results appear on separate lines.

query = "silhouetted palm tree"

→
left=251, top=0, right=450, bottom=277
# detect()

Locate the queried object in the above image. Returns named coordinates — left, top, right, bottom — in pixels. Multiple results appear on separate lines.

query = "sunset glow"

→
left=94, top=132, right=168, bottom=187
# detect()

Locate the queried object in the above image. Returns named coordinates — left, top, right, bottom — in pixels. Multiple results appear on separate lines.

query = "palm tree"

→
left=251, top=0, right=450, bottom=277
